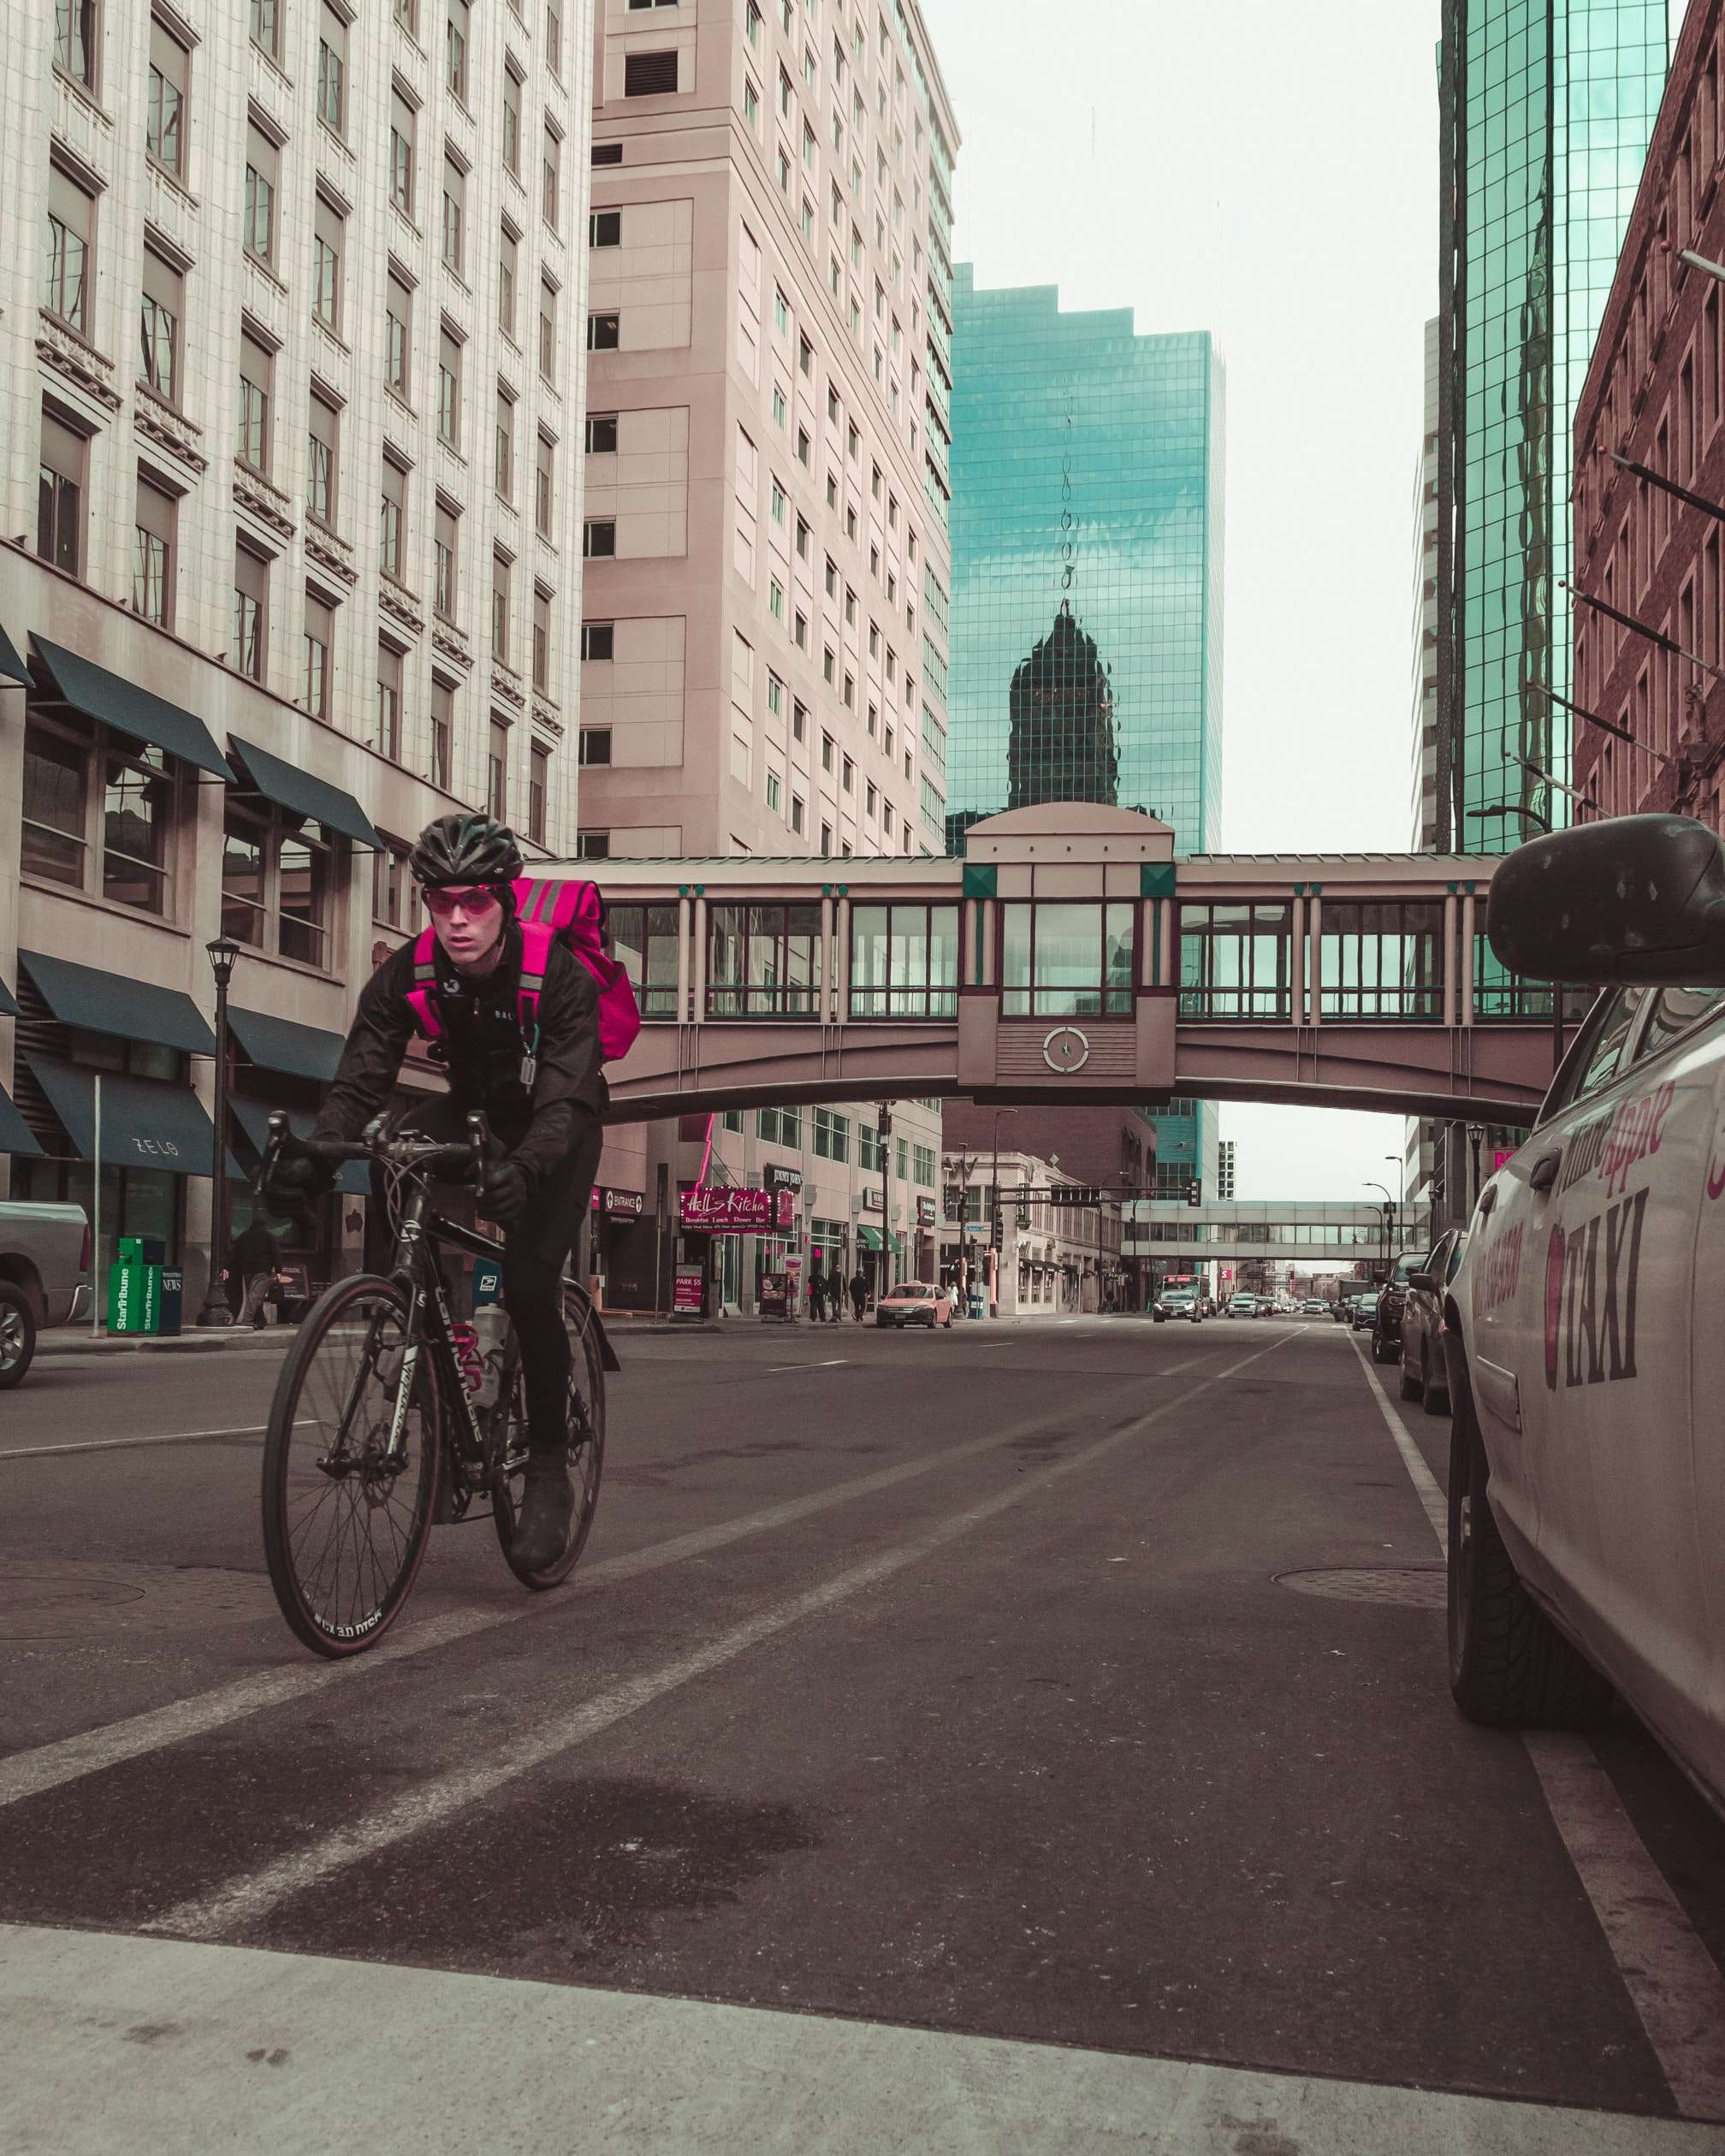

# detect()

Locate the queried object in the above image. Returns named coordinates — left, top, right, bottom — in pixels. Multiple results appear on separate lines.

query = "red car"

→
left=874, top=1282, right=954, bottom=1330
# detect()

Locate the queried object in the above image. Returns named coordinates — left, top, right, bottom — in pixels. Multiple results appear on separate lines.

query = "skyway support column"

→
left=1290, top=894, right=1307, bottom=1028
left=1443, top=892, right=1459, bottom=1028
left=1307, top=891, right=1323, bottom=1029
left=676, top=893, right=692, bottom=1022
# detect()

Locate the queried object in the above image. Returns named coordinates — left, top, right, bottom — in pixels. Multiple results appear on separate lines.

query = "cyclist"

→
left=263, top=812, right=605, bottom=1573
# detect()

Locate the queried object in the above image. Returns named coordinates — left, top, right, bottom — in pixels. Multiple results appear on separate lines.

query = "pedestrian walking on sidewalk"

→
left=229, top=1214, right=282, bottom=1330
left=809, top=1271, right=827, bottom=1323
left=849, top=1269, right=867, bottom=1322
left=827, top=1264, right=845, bottom=1321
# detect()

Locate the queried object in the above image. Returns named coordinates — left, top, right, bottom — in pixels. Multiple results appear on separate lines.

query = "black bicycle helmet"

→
left=409, top=812, right=523, bottom=889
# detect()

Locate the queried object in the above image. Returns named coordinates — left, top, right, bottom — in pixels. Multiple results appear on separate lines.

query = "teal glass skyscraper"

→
left=947, top=266, right=1224, bottom=1195
left=1432, top=0, right=1667, bottom=854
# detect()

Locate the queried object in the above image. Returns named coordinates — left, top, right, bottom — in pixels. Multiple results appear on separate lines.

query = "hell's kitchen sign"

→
left=679, top=1185, right=795, bottom=1233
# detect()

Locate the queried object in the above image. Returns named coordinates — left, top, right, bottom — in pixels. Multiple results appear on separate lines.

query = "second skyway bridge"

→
left=546, top=804, right=1562, bottom=1128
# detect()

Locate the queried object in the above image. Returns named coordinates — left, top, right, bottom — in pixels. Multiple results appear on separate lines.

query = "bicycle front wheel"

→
left=491, top=1286, right=606, bottom=1589
left=261, top=1273, right=442, bottom=1658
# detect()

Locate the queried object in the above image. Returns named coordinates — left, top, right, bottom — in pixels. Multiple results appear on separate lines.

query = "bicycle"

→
left=258, top=1109, right=613, bottom=1659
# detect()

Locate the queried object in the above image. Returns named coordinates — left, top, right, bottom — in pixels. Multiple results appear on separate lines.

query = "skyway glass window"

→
left=607, top=903, right=679, bottom=1018
left=1178, top=902, right=1291, bottom=1019
left=1318, top=900, right=1442, bottom=1021
left=1002, top=902, right=1134, bottom=1018
left=708, top=903, right=822, bottom=1017
left=849, top=903, right=957, bottom=1018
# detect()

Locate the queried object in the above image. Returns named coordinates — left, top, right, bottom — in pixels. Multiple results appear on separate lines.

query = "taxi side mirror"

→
left=1486, top=814, right=1725, bottom=986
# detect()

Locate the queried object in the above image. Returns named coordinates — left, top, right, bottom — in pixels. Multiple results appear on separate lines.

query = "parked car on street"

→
left=1397, top=1228, right=1465, bottom=1416
left=1370, top=1251, right=1426, bottom=1365
left=874, top=1280, right=953, bottom=1330
left=1349, top=1292, right=1379, bottom=1332
left=1443, top=812, right=1725, bottom=1816
left=0, top=1200, right=91, bottom=1388
left=1153, top=1286, right=1202, bottom=1324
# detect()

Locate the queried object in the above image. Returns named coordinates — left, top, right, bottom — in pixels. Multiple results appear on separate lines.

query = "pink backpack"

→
left=405, top=875, right=642, bottom=1067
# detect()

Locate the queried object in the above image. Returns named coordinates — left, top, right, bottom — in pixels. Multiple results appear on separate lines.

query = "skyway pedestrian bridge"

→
left=553, top=804, right=1560, bottom=1126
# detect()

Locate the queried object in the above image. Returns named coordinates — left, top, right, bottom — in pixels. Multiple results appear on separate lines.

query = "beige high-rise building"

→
left=0, top=0, right=596, bottom=1308
left=578, top=0, right=958, bottom=1312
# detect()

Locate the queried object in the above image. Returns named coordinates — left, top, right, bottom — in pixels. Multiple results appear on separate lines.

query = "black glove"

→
left=260, top=1143, right=334, bottom=1217
left=477, top=1157, right=530, bottom=1229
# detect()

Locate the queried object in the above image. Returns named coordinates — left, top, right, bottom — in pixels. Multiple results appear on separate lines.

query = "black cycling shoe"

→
left=513, top=1458, right=574, bottom=1573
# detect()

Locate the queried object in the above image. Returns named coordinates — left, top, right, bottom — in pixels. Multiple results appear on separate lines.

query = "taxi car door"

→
left=1532, top=984, right=1720, bottom=1757
left=1467, top=990, right=1646, bottom=1572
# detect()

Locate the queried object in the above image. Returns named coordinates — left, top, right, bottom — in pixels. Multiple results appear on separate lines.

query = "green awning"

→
left=27, top=1055, right=242, bottom=1180
left=19, top=949, right=216, bottom=1056
left=229, top=1098, right=369, bottom=1196
left=32, top=635, right=233, bottom=780
left=228, top=1006, right=346, bottom=1082
left=857, top=1223, right=883, bottom=1251
left=228, top=737, right=381, bottom=850
left=0, top=623, right=30, bottom=687
left=0, top=1083, right=44, bottom=1158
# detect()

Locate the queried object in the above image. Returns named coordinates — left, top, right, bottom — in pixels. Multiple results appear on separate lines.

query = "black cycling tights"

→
left=384, top=1099, right=603, bottom=1459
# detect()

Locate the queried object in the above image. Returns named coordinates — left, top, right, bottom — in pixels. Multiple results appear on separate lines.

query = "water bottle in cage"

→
left=471, top=1300, right=510, bottom=1412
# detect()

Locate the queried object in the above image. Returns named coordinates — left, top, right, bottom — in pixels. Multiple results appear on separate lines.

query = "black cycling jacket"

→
left=312, top=923, right=607, bottom=1194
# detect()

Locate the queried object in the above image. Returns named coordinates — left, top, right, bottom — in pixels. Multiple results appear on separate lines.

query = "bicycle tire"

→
left=262, top=1272, right=442, bottom=1659
left=492, top=1284, right=607, bottom=1589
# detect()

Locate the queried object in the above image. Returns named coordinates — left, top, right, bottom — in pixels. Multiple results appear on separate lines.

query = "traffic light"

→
left=1016, top=1199, right=1031, bottom=1230
left=990, top=1208, right=1004, bottom=1248
left=1185, top=1179, right=1201, bottom=1207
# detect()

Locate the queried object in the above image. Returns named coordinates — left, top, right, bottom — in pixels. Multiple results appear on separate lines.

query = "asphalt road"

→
left=4, top=1315, right=1725, bottom=2153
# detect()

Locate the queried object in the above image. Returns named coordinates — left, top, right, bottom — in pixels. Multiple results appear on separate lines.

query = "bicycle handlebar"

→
left=264, top=1108, right=494, bottom=1185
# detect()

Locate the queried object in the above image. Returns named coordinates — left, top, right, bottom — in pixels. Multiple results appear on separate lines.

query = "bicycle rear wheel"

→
left=491, top=1286, right=606, bottom=1589
left=261, top=1273, right=442, bottom=1658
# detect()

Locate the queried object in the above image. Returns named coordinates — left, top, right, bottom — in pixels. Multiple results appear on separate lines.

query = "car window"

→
left=1634, top=984, right=1725, bottom=1063
left=1566, top=986, right=1649, bottom=1106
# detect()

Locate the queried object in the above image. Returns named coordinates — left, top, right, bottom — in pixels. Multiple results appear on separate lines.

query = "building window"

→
left=813, top=1108, right=850, bottom=1162
left=389, top=88, right=415, bottom=216
left=430, top=677, right=453, bottom=788
left=306, top=388, right=339, bottom=526
left=587, top=311, right=620, bottom=351
left=531, top=584, right=552, bottom=689
left=625, top=50, right=679, bottom=95
left=23, top=712, right=177, bottom=915
left=44, top=166, right=92, bottom=331
left=434, top=500, right=459, bottom=619
left=744, top=74, right=760, bottom=128
left=385, top=270, right=412, bottom=396
left=56, top=0, right=99, bottom=86
left=132, top=471, right=175, bottom=628
left=394, top=0, right=418, bottom=31
left=313, top=194, right=344, bottom=329
left=244, top=122, right=277, bottom=264
left=584, top=519, right=616, bottom=558
left=379, top=455, right=407, bottom=580
left=766, top=770, right=781, bottom=813
left=302, top=589, right=334, bottom=717
left=442, top=157, right=465, bottom=272
left=490, top=561, right=519, bottom=680
left=529, top=740, right=549, bottom=846
left=376, top=642, right=402, bottom=757
left=233, top=543, right=269, bottom=680
left=446, top=0, right=469, bottom=97
left=575, top=832, right=610, bottom=861
left=590, top=210, right=623, bottom=248
left=581, top=622, right=614, bottom=660
left=535, top=432, right=555, bottom=536
left=499, top=223, right=519, bottom=337
left=317, top=2, right=347, bottom=132
left=578, top=726, right=612, bottom=763
left=237, top=328, right=272, bottom=472
left=542, top=124, right=561, bottom=228
left=437, top=326, right=462, bottom=446
left=585, top=412, right=618, bottom=454
left=539, top=278, right=559, bottom=377
left=139, top=246, right=181, bottom=402
left=488, top=718, right=508, bottom=818
left=502, top=66, right=522, bottom=175
left=222, top=800, right=336, bottom=968
left=545, top=0, right=561, bottom=74
left=495, top=385, right=515, bottom=496
left=148, top=16, right=189, bottom=174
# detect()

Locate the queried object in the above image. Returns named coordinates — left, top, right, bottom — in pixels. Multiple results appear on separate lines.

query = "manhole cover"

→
left=0, top=1561, right=276, bottom=1640
left=1276, top=1567, right=1446, bottom=1609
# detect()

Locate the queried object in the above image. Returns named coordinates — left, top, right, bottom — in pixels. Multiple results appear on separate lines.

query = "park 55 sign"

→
left=679, top=1186, right=794, bottom=1233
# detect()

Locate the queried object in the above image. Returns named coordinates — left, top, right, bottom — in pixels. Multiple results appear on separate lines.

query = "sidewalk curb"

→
left=36, top=1329, right=293, bottom=1359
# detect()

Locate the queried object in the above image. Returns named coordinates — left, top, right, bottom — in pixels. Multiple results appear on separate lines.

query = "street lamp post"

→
left=1467, top=1122, right=1485, bottom=1212
left=198, top=935, right=241, bottom=1327
left=1364, top=1180, right=1396, bottom=1287
left=989, top=1107, right=1017, bottom=1318
left=877, top=1102, right=892, bottom=1295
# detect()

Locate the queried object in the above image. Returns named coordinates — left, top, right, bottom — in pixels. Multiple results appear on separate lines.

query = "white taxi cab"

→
left=1445, top=813, right=1725, bottom=1816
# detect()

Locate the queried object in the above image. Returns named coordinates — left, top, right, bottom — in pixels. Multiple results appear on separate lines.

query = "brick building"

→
left=1572, top=0, right=1725, bottom=826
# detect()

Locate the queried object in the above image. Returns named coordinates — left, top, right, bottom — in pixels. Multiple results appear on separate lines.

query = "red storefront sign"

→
left=679, top=1185, right=794, bottom=1233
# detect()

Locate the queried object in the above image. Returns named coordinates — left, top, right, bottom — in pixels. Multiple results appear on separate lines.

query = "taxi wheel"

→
left=1447, top=1365, right=1614, bottom=1729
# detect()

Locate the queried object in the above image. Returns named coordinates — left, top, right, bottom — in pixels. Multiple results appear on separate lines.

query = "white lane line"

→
left=1348, top=1332, right=1449, bottom=1555
left=149, top=1328, right=1299, bottom=1942
left=0, top=1379, right=1161, bottom=1812
left=0, top=1426, right=270, bottom=1463
left=1523, top=1732, right=1725, bottom=2122
left=1350, top=1331, right=1725, bottom=2122
left=764, top=1359, right=849, bottom=1372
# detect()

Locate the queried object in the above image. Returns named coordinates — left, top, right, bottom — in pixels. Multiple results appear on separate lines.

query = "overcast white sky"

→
left=921, top=0, right=1443, bottom=1200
